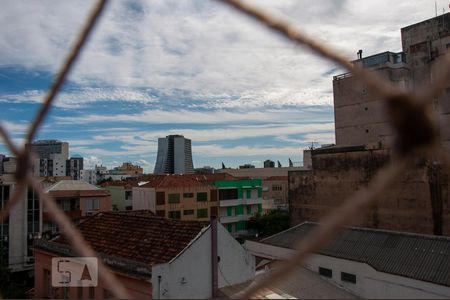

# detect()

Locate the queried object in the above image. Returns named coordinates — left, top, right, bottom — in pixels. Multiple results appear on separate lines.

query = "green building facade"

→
left=214, top=179, right=262, bottom=236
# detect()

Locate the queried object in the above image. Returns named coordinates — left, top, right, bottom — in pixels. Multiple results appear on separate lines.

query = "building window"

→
left=168, top=194, right=180, bottom=204
left=85, top=199, right=99, bottom=211
left=246, top=205, right=252, bottom=214
left=197, top=209, right=208, bottom=218
left=272, top=185, right=282, bottom=191
left=227, top=207, right=234, bottom=216
left=89, top=286, right=95, bottom=298
left=197, top=192, right=208, bottom=202
left=183, top=193, right=194, bottom=198
left=341, top=272, right=356, bottom=284
left=156, top=210, right=165, bottom=217
left=183, top=209, right=194, bottom=215
left=156, top=192, right=165, bottom=205
left=246, top=189, right=251, bottom=199
left=168, top=211, right=181, bottom=219
left=219, top=189, right=238, bottom=201
left=319, top=267, right=332, bottom=278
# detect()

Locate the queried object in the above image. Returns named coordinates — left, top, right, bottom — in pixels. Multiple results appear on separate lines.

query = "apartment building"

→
left=43, top=180, right=111, bottom=234
left=154, top=135, right=194, bottom=174
left=132, top=175, right=218, bottom=221
left=215, top=179, right=263, bottom=236
left=29, top=140, right=69, bottom=177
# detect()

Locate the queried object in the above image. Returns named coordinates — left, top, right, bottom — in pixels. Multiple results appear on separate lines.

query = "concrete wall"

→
left=289, top=149, right=450, bottom=235
left=245, top=241, right=450, bottom=299
left=152, top=224, right=254, bottom=299
left=132, top=187, right=156, bottom=211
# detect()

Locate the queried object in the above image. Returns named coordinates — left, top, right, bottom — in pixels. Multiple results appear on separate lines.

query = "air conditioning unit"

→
left=86, top=211, right=94, bottom=216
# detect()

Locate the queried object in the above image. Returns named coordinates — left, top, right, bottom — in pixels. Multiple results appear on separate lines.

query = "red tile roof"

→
left=54, top=211, right=209, bottom=266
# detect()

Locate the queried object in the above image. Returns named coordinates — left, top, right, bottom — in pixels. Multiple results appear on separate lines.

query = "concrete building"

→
left=0, top=173, right=41, bottom=272
left=154, top=135, right=194, bottom=174
left=262, top=176, right=289, bottom=212
left=33, top=212, right=254, bottom=299
left=215, top=179, right=263, bottom=236
left=43, top=180, right=111, bottom=234
left=79, top=169, right=97, bottom=185
left=263, top=159, right=275, bottom=168
left=290, top=14, right=450, bottom=235
left=217, top=166, right=306, bottom=179
left=290, top=146, right=450, bottom=235
left=66, top=155, right=83, bottom=180
left=102, top=182, right=134, bottom=211
left=245, top=222, right=450, bottom=299
left=333, top=13, right=450, bottom=149
left=29, top=140, right=69, bottom=177
left=112, top=162, right=143, bottom=177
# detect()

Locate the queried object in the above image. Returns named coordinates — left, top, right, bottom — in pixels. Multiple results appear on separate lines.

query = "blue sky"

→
left=0, top=0, right=446, bottom=172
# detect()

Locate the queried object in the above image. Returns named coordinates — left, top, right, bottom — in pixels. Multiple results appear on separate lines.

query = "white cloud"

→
left=54, top=109, right=333, bottom=126
left=1, top=88, right=157, bottom=108
left=0, top=0, right=443, bottom=108
left=83, top=156, right=103, bottom=169
left=194, top=144, right=301, bottom=157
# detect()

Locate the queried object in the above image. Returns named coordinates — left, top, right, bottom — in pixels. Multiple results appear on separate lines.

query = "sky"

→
left=0, top=0, right=447, bottom=172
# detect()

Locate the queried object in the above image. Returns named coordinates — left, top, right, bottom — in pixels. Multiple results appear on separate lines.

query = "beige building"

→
left=132, top=175, right=218, bottom=221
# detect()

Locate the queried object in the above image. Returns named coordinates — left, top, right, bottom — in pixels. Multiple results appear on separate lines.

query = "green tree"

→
left=248, top=209, right=290, bottom=237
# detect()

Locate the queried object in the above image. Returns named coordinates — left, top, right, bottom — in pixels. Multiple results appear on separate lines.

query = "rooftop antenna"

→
left=435, top=1, right=438, bottom=17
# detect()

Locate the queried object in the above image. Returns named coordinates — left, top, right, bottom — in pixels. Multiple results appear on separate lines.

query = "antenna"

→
left=435, top=1, right=438, bottom=17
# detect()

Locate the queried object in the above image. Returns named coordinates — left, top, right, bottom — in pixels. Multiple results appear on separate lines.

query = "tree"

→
left=248, top=210, right=290, bottom=237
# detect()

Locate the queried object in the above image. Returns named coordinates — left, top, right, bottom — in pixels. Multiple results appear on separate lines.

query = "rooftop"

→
left=261, top=222, right=450, bottom=287
left=50, top=211, right=209, bottom=266
left=45, top=180, right=100, bottom=192
left=220, top=265, right=356, bottom=299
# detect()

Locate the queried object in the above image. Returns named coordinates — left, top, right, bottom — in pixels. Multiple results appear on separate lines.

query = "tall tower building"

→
left=28, top=140, right=69, bottom=177
left=154, top=135, right=194, bottom=174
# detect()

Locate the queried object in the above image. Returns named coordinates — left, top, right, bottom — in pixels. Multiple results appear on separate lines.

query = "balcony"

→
left=242, top=197, right=262, bottom=205
left=219, top=199, right=241, bottom=207
left=219, top=215, right=241, bottom=223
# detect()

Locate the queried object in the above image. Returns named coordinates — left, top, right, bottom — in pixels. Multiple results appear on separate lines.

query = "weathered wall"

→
left=289, top=149, right=450, bottom=235
left=152, top=224, right=254, bottom=299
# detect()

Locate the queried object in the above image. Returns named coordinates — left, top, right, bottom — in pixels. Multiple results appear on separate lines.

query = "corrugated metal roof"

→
left=261, top=222, right=450, bottom=287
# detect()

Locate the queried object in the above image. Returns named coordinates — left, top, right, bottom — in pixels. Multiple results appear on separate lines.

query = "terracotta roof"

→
left=54, top=211, right=209, bottom=266
left=185, top=173, right=237, bottom=183
left=140, top=174, right=213, bottom=188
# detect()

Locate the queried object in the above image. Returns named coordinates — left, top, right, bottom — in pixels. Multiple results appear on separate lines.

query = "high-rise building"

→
left=154, top=135, right=194, bottom=174
left=66, top=155, right=83, bottom=180
left=29, top=140, right=69, bottom=177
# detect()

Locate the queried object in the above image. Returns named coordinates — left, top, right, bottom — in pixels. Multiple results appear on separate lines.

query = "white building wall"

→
left=244, top=241, right=450, bottom=299
left=131, top=187, right=156, bottom=211
left=152, top=224, right=255, bottom=299
left=80, top=170, right=97, bottom=185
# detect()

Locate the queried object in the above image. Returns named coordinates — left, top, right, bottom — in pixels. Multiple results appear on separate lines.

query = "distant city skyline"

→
left=1, top=0, right=447, bottom=172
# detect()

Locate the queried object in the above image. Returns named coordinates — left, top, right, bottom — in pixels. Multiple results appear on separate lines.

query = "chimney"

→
left=211, top=216, right=218, bottom=298
left=357, top=49, right=363, bottom=59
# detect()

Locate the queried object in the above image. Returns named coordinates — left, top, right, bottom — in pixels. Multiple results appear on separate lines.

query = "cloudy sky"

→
left=0, top=0, right=446, bottom=172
